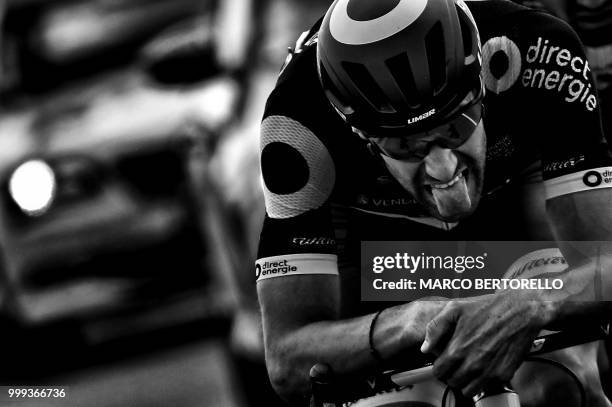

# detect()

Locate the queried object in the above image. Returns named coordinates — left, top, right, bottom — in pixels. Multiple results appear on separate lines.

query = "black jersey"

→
left=255, top=0, right=612, bottom=312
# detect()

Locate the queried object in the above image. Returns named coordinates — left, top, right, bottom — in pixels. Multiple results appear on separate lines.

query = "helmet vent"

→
left=457, top=4, right=475, bottom=63
left=320, top=65, right=354, bottom=114
left=385, top=53, right=420, bottom=108
left=424, top=22, right=446, bottom=95
left=342, top=61, right=396, bottom=113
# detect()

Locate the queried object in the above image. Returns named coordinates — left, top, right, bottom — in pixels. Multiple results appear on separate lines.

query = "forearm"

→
left=543, top=191, right=612, bottom=328
left=263, top=302, right=426, bottom=405
left=538, top=255, right=612, bottom=329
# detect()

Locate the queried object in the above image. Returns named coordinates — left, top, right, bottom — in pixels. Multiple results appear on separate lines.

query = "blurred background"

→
left=0, top=0, right=329, bottom=405
left=0, top=0, right=608, bottom=406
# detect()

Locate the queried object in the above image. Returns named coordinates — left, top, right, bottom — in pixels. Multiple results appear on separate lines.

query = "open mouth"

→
left=431, top=171, right=464, bottom=189
left=422, top=167, right=473, bottom=220
left=425, top=169, right=468, bottom=193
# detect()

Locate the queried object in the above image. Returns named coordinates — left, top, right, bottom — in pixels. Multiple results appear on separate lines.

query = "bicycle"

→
left=310, top=321, right=611, bottom=407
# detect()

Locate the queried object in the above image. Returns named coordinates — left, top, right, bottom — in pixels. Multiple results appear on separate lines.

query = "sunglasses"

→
left=355, top=74, right=485, bottom=159
left=366, top=101, right=484, bottom=162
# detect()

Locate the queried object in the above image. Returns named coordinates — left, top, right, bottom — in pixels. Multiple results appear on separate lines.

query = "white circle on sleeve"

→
left=260, top=116, right=336, bottom=219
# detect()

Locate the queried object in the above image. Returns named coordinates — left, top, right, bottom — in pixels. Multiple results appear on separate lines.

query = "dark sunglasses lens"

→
left=441, top=103, right=482, bottom=147
left=370, top=102, right=483, bottom=159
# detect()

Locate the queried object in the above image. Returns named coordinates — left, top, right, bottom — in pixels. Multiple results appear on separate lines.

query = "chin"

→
left=428, top=203, right=477, bottom=222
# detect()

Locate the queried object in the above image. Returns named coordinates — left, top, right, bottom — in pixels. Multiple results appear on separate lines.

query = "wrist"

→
left=369, top=303, right=420, bottom=363
left=529, top=288, right=559, bottom=328
left=402, top=300, right=442, bottom=347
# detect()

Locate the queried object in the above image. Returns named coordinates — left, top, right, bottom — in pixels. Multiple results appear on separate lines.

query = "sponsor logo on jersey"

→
left=543, top=155, right=586, bottom=173
left=482, top=36, right=522, bottom=94
left=544, top=166, right=612, bottom=199
left=357, top=195, right=369, bottom=205
left=261, top=116, right=336, bottom=219
left=508, top=256, right=567, bottom=279
left=291, top=237, right=336, bottom=246
left=372, top=198, right=416, bottom=207
left=255, top=254, right=338, bottom=281
left=583, top=170, right=605, bottom=187
left=406, top=108, right=436, bottom=125
left=523, top=37, right=598, bottom=111
left=356, top=195, right=417, bottom=208
left=257, top=259, right=298, bottom=277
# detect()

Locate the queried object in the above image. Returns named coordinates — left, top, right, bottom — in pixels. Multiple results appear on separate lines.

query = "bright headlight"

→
left=9, top=159, right=57, bottom=216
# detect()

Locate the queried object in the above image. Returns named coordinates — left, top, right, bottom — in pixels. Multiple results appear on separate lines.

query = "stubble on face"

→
left=382, top=123, right=487, bottom=222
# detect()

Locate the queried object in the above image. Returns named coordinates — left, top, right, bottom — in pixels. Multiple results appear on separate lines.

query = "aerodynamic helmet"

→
left=317, top=0, right=483, bottom=137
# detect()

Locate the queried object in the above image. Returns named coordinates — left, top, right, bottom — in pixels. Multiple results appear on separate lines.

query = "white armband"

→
left=544, top=167, right=612, bottom=199
left=255, top=253, right=338, bottom=282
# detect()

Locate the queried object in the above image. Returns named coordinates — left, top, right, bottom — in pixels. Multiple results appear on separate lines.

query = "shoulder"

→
left=471, top=0, right=582, bottom=70
left=473, top=1, right=593, bottom=107
left=264, top=45, right=333, bottom=135
left=468, top=1, right=587, bottom=98
left=261, top=42, right=348, bottom=220
left=474, top=2, right=583, bottom=66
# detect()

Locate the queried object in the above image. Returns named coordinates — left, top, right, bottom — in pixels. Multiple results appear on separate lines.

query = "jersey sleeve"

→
left=255, top=44, right=341, bottom=283
left=517, top=12, right=612, bottom=199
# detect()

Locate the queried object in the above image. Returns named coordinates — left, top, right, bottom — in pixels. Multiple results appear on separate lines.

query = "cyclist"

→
left=256, top=0, right=612, bottom=405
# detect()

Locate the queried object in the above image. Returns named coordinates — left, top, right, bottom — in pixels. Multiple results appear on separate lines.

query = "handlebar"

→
left=310, top=322, right=611, bottom=406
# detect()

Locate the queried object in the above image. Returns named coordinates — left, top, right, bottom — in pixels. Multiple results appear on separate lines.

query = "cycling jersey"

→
left=256, top=0, right=612, bottom=316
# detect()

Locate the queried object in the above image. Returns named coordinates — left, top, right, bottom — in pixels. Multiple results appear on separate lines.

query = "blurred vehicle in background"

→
left=0, top=0, right=242, bottom=382
left=0, top=67, right=236, bottom=325
left=1, top=0, right=221, bottom=93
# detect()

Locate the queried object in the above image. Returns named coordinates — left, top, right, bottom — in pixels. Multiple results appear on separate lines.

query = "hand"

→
left=375, top=297, right=448, bottom=365
left=420, top=291, right=552, bottom=397
left=404, top=297, right=449, bottom=344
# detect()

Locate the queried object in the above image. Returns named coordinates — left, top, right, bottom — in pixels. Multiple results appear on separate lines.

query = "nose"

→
left=423, top=146, right=458, bottom=182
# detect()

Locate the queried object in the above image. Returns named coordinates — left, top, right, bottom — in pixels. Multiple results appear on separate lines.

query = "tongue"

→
left=431, top=176, right=471, bottom=218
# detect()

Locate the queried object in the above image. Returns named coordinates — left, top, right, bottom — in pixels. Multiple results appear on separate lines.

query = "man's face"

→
left=367, top=100, right=486, bottom=222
